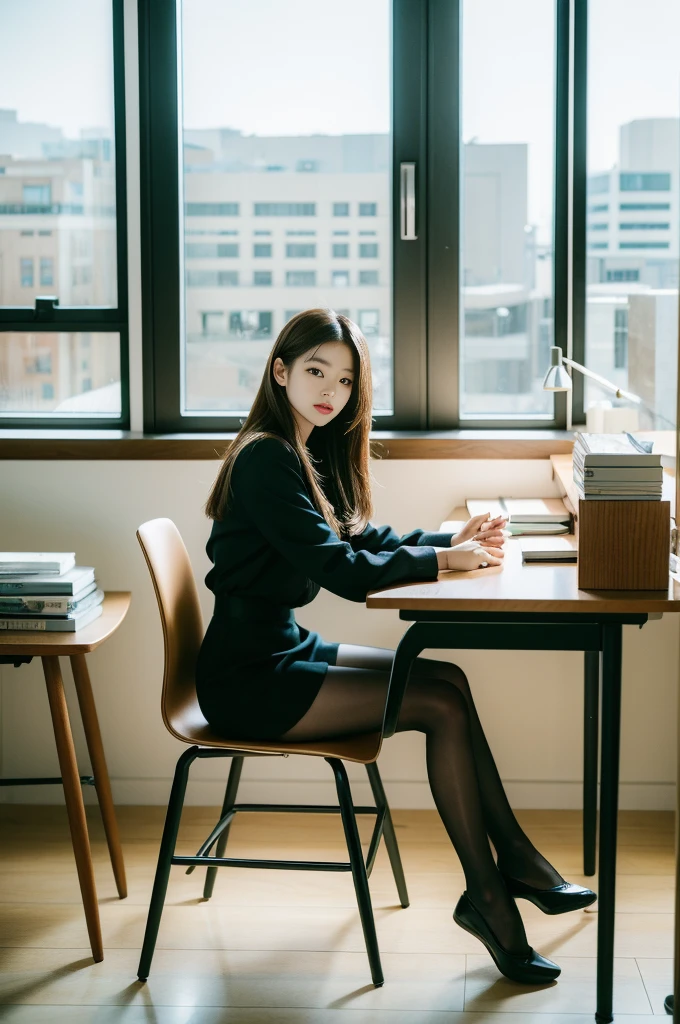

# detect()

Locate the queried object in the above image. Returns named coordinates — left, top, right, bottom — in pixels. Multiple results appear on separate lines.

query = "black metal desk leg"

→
left=584, top=651, right=600, bottom=876
left=596, top=624, right=623, bottom=1023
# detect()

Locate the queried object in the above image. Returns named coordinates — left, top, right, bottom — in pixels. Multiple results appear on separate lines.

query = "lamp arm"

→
left=562, top=356, right=642, bottom=404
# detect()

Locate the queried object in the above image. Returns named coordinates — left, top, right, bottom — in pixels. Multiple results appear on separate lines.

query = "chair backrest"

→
left=137, top=517, right=205, bottom=738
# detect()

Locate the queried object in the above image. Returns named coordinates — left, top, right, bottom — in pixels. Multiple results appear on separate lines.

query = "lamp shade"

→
left=542, top=346, right=572, bottom=391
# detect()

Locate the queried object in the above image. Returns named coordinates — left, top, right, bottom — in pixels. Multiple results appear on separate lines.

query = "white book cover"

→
left=0, top=586, right=102, bottom=617
left=0, top=552, right=76, bottom=575
left=0, top=603, right=103, bottom=632
left=0, top=566, right=95, bottom=596
left=520, top=538, right=578, bottom=563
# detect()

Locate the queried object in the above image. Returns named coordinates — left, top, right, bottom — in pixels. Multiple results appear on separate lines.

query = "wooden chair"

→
left=135, top=517, right=409, bottom=987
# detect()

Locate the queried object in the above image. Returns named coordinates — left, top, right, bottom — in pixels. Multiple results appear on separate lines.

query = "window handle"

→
left=400, top=162, right=417, bottom=240
left=34, top=295, right=59, bottom=321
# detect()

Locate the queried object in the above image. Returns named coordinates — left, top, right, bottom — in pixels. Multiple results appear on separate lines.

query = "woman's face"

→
left=273, top=340, right=355, bottom=442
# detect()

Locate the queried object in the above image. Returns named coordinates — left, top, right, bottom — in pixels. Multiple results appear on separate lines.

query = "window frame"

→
left=0, top=0, right=130, bottom=430
left=139, top=0, right=573, bottom=433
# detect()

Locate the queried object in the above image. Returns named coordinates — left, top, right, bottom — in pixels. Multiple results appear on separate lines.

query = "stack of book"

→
left=0, top=553, right=103, bottom=632
left=573, top=433, right=663, bottom=500
left=466, top=497, right=571, bottom=536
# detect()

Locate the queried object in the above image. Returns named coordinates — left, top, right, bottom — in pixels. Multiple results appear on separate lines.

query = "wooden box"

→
left=577, top=499, right=671, bottom=590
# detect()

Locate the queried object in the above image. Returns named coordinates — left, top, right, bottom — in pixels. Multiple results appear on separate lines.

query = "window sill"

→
left=0, top=429, right=576, bottom=460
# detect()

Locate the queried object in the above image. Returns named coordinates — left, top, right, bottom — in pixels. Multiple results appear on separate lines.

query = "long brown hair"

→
left=205, top=308, right=374, bottom=537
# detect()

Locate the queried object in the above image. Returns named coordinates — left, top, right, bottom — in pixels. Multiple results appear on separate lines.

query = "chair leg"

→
left=203, top=755, right=244, bottom=899
left=42, top=656, right=103, bottom=963
left=366, top=762, right=409, bottom=908
left=70, top=653, right=127, bottom=899
left=583, top=651, right=600, bottom=877
left=138, top=746, right=198, bottom=981
left=327, top=757, right=384, bottom=987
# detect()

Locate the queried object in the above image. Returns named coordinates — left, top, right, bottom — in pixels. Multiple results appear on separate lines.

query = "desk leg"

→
left=596, top=624, right=622, bottom=1024
left=584, top=651, right=600, bottom=877
left=70, top=653, right=127, bottom=899
left=42, top=655, right=103, bottom=962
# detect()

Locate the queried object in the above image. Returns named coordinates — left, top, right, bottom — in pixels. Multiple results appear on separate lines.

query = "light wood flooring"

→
left=0, top=804, right=675, bottom=1022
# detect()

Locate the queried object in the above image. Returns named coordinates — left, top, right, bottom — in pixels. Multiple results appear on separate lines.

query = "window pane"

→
left=180, top=0, right=392, bottom=416
left=460, top=0, right=555, bottom=419
left=585, top=0, right=679, bottom=431
left=0, top=332, right=121, bottom=416
left=0, top=0, right=118, bottom=309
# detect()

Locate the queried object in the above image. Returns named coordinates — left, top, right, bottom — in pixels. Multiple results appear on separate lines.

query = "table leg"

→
left=596, top=624, right=623, bottom=1023
left=584, top=651, right=600, bottom=877
left=42, top=655, right=103, bottom=962
left=70, top=653, right=127, bottom=899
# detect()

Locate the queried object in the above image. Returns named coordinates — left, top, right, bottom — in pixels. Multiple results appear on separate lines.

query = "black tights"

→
left=280, top=644, right=565, bottom=955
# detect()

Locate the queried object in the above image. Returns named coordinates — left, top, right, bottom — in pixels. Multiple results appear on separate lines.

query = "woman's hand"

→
left=453, top=513, right=508, bottom=550
left=436, top=541, right=503, bottom=572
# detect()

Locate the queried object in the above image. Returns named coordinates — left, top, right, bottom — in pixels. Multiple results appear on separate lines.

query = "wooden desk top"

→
left=0, top=592, right=131, bottom=655
left=366, top=534, right=680, bottom=614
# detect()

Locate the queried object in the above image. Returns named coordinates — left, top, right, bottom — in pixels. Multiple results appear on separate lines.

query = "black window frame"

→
left=140, top=0, right=573, bottom=433
left=0, top=0, right=129, bottom=430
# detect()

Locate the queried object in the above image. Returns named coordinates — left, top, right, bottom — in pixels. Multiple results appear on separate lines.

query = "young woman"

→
left=197, top=308, right=595, bottom=986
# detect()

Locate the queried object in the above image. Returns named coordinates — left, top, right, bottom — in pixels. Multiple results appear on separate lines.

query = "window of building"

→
left=619, top=242, right=670, bottom=249
left=23, top=184, right=51, bottom=206
left=201, top=311, right=226, bottom=335
left=39, top=257, right=54, bottom=286
left=358, top=203, right=377, bottom=216
left=41, top=382, right=54, bottom=400
left=286, top=270, right=316, bottom=286
left=185, top=243, right=239, bottom=258
left=254, top=203, right=315, bottom=216
left=619, top=172, right=671, bottom=192
left=284, top=310, right=303, bottom=322
left=588, top=174, right=610, bottom=194
left=185, top=202, right=239, bottom=216
left=614, top=309, right=628, bottom=369
left=359, top=243, right=378, bottom=258
left=358, top=310, right=380, bottom=336
left=228, top=310, right=272, bottom=338
left=296, top=159, right=318, bottom=172
left=333, top=202, right=350, bottom=216
left=588, top=242, right=608, bottom=250
left=589, top=204, right=609, bottom=213
left=286, top=230, right=316, bottom=236
left=253, top=230, right=271, bottom=236
left=186, top=270, right=239, bottom=286
left=620, top=203, right=671, bottom=211
left=588, top=223, right=608, bottom=231
left=358, top=270, right=378, bottom=285
left=605, top=269, right=639, bottom=282
left=333, top=230, right=349, bottom=236
left=332, top=271, right=350, bottom=287
left=285, top=244, right=316, bottom=258
left=253, top=244, right=272, bottom=258
left=253, top=270, right=272, bottom=286
left=619, top=222, right=670, bottom=231
left=20, top=258, right=34, bottom=287
left=332, top=244, right=349, bottom=258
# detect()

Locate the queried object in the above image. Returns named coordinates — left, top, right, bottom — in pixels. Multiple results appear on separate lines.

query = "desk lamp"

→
left=542, top=345, right=642, bottom=406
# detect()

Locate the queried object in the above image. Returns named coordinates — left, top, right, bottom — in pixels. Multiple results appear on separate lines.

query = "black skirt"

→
left=196, top=595, right=339, bottom=739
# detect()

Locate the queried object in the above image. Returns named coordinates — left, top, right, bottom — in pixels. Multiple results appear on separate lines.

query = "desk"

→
left=367, top=543, right=680, bottom=1023
left=0, top=591, right=131, bottom=961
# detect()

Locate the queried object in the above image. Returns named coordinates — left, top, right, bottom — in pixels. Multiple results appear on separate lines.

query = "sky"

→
left=1, top=0, right=678, bottom=234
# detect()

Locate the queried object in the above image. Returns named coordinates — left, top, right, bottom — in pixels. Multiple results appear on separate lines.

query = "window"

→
left=589, top=204, right=609, bottom=213
left=619, top=242, right=670, bottom=249
left=253, top=244, right=272, bottom=257
left=20, top=258, right=34, bottom=287
left=254, top=203, right=316, bottom=216
left=359, top=243, right=378, bottom=258
left=185, top=242, right=239, bottom=258
left=606, top=269, right=639, bottom=282
left=186, top=270, right=239, bottom=286
left=620, top=203, right=671, bottom=211
left=228, top=311, right=272, bottom=339
left=588, top=223, right=608, bottom=231
left=619, top=172, right=671, bottom=192
left=588, top=174, right=610, bottom=194
left=358, top=310, right=380, bottom=336
left=285, top=244, right=316, bottom=258
left=253, top=270, right=272, bottom=286
left=359, top=203, right=377, bottom=216
left=0, top=0, right=128, bottom=427
left=619, top=223, right=670, bottom=231
left=201, top=311, right=226, bottom=335
left=333, top=202, right=349, bottom=216
left=286, top=270, right=316, bottom=287
left=186, top=202, right=239, bottom=216
left=614, top=309, right=628, bottom=369
left=359, top=270, right=378, bottom=285
left=332, top=271, right=350, bottom=287
left=332, top=244, right=349, bottom=258
left=39, top=257, right=54, bottom=287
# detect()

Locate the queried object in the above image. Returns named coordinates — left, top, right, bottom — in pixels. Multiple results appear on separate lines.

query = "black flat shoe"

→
left=500, top=873, right=597, bottom=915
left=453, top=892, right=561, bottom=985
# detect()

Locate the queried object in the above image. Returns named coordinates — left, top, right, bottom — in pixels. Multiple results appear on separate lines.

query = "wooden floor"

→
left=0, top=805, right=675, bottom=1022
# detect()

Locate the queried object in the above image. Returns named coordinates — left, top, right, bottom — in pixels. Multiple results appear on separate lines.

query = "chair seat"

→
left=165, top=704, right=383, bottom=764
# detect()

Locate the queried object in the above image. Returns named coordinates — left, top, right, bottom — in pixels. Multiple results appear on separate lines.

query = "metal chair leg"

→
left=366, top=762, right=409, bottom=908
left=203, top=755, right=244, bottom=899
left=138, top=746, right=198, bottom=981
left=327, top=757, right=384, bottom=987
left=583, top=650, right=600, bottom=877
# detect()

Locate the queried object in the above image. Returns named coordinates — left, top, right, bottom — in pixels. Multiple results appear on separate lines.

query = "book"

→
left=0, top=566, right=95, bottom=596
left=0, top=552, right=76, bottom=576
left=0, top=586, right=102, bottom=617
left=466, top=497, right=570, bottom=524
left=0, top=603, right=103, bottom=632
left=520, top=538, right=578, bottom=564
left=507, top=522, right=570, bottom=536
left=573, top=432, right=662, bottom=467
left=581, top=466, right=663, bottom=481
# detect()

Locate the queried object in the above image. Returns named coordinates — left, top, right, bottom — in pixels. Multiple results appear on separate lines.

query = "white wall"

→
left=1, top=455, right=677, bottom=810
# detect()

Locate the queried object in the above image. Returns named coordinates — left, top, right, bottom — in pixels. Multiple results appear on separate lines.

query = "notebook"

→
left=520, top=538, right=578, bottom=564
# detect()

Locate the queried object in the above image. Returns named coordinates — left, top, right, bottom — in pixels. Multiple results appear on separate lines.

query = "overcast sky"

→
left=1, top=0, right=678, bottom=233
